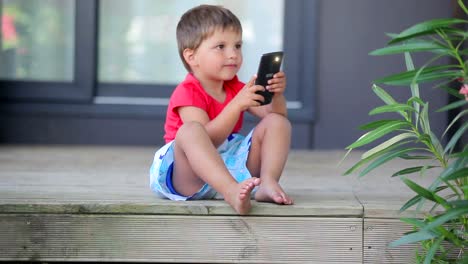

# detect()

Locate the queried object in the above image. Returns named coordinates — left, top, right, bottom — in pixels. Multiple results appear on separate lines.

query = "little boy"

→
left=150, top=4, right=292, bottom=215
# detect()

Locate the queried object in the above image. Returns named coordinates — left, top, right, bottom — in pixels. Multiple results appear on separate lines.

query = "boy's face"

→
left=188, top=27, right=243, bottom=82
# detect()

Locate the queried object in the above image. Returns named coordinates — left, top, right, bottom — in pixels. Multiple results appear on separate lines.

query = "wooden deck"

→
left=0, top=145, right=440, bottom=263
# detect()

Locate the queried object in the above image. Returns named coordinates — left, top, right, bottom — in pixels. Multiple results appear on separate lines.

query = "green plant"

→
left=343, top=1, right=468, bottom=263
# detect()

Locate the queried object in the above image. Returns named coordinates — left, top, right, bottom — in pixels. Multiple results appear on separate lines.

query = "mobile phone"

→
left=255, top=51, right=284, bottom=105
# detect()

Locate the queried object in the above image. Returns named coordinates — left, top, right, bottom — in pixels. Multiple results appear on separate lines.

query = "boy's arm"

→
left=178, top=103, right=243, bottom=147
left=178, top=76, right=264, bottom=147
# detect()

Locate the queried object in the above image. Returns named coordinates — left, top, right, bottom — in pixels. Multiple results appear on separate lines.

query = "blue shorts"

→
left=149, top=130, right=254, bottom=201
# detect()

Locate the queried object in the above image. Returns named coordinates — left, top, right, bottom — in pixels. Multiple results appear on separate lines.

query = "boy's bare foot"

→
left=225, top=177, right=261, bottom=215
left=254, top=180, right=293, bottom=205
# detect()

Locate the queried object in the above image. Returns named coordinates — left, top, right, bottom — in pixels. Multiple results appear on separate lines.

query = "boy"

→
left=150, top=4, right=292, bottom=215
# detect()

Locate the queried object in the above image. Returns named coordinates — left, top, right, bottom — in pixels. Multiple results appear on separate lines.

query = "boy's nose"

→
left=228, top=48, right=240, bottom=58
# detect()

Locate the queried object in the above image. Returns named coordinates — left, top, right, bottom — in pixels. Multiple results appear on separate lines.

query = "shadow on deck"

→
left=0, top=145, right=439, bottom=263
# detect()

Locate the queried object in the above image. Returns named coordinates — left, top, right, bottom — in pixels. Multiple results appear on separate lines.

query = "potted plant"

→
left=343, top=1, right=467, bottom=263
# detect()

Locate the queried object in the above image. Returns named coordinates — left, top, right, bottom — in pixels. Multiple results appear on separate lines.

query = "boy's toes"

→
left=243, top=177, right=260, bottom=190
left=282, top=194, right=293, bottom=205
left=239, top=192, right=248, bottom=200
left=252, top=177, right=261, bottom=185
left=272, top=193, right=285, bottom=204
left=238, top=178, right=259, bottom=201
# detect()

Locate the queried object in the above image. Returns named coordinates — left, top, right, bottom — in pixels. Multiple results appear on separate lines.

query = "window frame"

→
left=0, top=0, right=317, bottom=122
left=0, top=0, right=96, bottom=103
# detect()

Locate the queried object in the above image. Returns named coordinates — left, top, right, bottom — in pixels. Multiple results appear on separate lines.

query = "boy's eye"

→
left=235, top=44, right=242, bottom=49
left=216, top=44, right=225, bottom=49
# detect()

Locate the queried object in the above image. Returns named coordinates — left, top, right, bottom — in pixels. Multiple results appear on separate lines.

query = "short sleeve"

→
left=169, top=82, right=208, bottom=113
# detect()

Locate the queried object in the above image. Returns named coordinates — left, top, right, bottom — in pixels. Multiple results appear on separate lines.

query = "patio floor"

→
left=0, top=145, right=440, bottom=263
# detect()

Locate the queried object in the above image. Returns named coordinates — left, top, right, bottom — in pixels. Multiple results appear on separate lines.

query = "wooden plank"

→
left=0, top=146, right=362, bottom=216
left=364, top=218, right=462, bottom=263
left=349, top=156, right=441, bottom=219
left=1, top=146, right=460, bottom=263
left=364, top=218, right=417, bottom=263
left=1, top=214, right=362, bottom=263
left=0, top=197, right=362, bottom=216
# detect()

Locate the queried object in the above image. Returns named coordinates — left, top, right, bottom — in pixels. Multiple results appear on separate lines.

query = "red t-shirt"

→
left=163, top=73, right=245, bottom=143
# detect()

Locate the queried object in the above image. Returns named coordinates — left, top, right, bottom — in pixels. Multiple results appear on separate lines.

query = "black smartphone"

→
left=255, top=51, right=284, bottom=105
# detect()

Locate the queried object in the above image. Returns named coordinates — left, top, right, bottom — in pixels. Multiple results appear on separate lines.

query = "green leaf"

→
left=423, top=236, right=444, bottom=264
left=417, top=133, right=433, bottom=149
left=429, top=131, right=444, bottom=158
left=400, top=195, right=423, bottom=212
left=371, top=84, right=410, bottom=120
left=460, top=48, right=468, bottom=56
left=423, top=207, right=468, bottom=232
left=401, top=177, right=448, bottom=206
left=375, top=65, right=446, bottom=84
left=462, top=185, right=468, bottom=193
left=444, top=122, right=468, bottom=154
left=443, top=109, right=468, bottom=137
left=362, top=133, right=415, bottom=159
left=369, top=41, right=447, bottom=56
left=444, top=27, right=468, bottom=38
left=401, top=185, right=449, bottom=212
left=436, top=99, right=468, bottom=112
left=385, top=33, right=399, bottom=39
left=419, top=102, right=431, bottom=135
left=392, top=166, right=438, bottom=177
left=399, top=154, right=433, bottom=160
left=344, top=142, right=408, bottom=175
left=389, top=18, right=468, bottom=44
left=405, top=52, right=416, bottom=71
left=338, top=148, right=353, bottom=168
left=400, top=217, right=427, bottom=228
left=443, top=168, right=468, bottom=181
left=346, top=120, right=411, bottom=149
left=405, top=53, right=421, bottom=124
left=372, top=84, right=398, bottom=105
left=448, top=200, right=468, bottom=208
left=458, top=0, right=468, bottom=15
left=431, top=225, right=464, bottom=247
left=369, top=104, right=414, bottom=116
left=419, top=164, right=437, bottom=178
left=359, top=119, right=400, bottom=130
left=461, top=256, right=468, bottom=264
left=429, top=154, right=468, bottom=193
left=438, top=85, right=465, bottom=99
left=434, top=78, right=455, bottom=89
left=344, top=152, right=379, bottom=176
left=389, top=230, right=437, bottom=247
left=449, top=149, right=468, bottom=158
left=407, top=97, right=425, bottom=107
left=419, top=132, right=433, bottom=143
left=360, top=148, right=422, bottom=177
left=375, top=69, right=461, bottom=86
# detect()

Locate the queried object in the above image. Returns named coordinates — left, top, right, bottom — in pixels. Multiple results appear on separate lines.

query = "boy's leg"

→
left=246, top=113, right=293, bottom=205
left=172, top=121, right=260, bottom=215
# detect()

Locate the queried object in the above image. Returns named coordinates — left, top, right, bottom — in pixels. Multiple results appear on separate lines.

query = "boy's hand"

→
left=232, top=75, right=265, bottom=111
left=266, top=71, right=286, bottom=94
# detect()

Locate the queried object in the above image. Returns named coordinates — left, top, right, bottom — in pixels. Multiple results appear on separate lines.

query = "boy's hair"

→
left=176, top=5, right=242, bottom=72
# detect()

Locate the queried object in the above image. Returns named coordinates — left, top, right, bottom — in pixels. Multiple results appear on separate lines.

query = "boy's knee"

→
left=176, top=121, right=206, bottom=139
left=263, top=113, right=291, bottom=130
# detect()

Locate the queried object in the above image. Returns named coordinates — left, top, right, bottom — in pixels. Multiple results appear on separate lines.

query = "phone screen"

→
left=255, top=51, right=283, bottom=87
left=255, top=51, right=283, bottom=105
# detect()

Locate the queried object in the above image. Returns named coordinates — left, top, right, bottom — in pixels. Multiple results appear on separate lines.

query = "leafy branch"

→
left=344, top=3, right=467, bottom=263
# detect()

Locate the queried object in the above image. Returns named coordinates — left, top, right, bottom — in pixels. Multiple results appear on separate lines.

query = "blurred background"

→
left=0, top=0, right=465, bottom=149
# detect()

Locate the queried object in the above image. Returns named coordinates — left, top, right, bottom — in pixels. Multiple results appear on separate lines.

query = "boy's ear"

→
left=183, top=48, right=197, bottom=68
